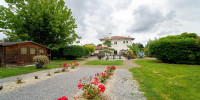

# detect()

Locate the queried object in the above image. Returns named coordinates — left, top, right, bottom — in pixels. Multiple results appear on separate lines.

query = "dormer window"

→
left=114, top=41, right=117, bottom=45
left=126, top=41, right=128, bottom=43
left=123, top=41, right=125, bottom=44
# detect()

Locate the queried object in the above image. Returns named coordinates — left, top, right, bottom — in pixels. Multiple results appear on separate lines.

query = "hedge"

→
left=63, top=45, right=85, bottom=59
left=149, top=38, right=200, bottom=64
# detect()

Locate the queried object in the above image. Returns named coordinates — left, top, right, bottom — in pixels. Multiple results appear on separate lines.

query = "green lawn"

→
left=0, top=59, right=84, bottom=79
left=84, top=60, right=123, bottom=65
left=129, top=59, right=200, bottom=100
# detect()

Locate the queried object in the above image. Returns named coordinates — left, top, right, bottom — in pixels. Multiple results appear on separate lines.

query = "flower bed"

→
left=54, top=61, right=79, bottom=73
left=74, top=66, right=116, bottom=99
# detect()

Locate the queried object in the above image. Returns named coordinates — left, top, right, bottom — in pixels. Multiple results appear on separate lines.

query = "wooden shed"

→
left=0, top=41, right=51, bottom=67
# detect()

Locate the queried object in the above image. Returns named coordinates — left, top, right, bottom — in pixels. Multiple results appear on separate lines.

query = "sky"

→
left=0, top=0, right=200, bottom=46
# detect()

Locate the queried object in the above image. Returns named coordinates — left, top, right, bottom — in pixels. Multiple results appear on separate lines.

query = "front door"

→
left=114, top=50, right=117, bottom=55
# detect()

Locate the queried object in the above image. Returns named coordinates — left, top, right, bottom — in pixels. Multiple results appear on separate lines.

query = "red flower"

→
left=92, top=80, right=99, bottom=85
left=98, top=84, right=106, bottom=93
left=57, top=96, right=68, bottom=100
left=94, top=77, right=99, bottom=80
left=97, top=73, right=99, bottom=76
left=77, top=83, right=84, bottom=89
left=106, top=75, right=109, bottom=78
left=84, top=92, right=86, bottom=94
left=63, top=63, right=67, bottom=66
left=105, top=70, right=107, bottom=72
left=88, top=95, right=91, bottom=98
left=74, top=61, right=76, bottom=63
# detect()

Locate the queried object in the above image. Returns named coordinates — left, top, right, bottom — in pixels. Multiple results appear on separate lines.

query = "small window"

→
left=21, top=47, right=27, bottom=54
left=123, top=41, right=125, bottom=44
left=126, top=41, right=128, bottom=43
left=114, top=41, right=117, bottom=45
left=30, top=48, right=36, bottom=54
left=39, top=49, right=44, bottom=54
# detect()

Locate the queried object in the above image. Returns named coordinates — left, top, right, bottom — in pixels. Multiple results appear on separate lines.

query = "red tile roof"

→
left=95, top=46, right=104, bottom=50
left=100, top=36, right=134, bottom=41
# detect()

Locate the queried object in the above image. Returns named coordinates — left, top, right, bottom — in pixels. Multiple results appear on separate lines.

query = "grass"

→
left=129, top=59, right=200, bottom=100
left=84, top=60, right=123, bottom=65
left=0, top=58, right=84, bottom=79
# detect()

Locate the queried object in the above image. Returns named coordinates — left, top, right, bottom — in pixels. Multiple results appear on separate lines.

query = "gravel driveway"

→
left=0, top=68, right=104, bottom=100
left=109, top=69, right=146, bottom=100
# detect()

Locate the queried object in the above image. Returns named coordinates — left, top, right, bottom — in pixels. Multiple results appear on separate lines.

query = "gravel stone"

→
left=109, top=69, right=146, bottom=100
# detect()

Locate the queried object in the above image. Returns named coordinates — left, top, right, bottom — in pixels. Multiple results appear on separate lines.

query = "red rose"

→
left=63, top=63, right=67, bottom=66
left=74, top=61, right=76, bottom=63
left=84, top=92, right=86, bottom=94
left=57, top=96, right=68, bottom=100
left=88, top=95, right=91, bottom=98
left=98, top=84, right=106, bottom=93
left=17, top=77, right=19, bottom=79
left=77, top=83, right=84, bottom=89
left=97, top=73, right=99, bottom=76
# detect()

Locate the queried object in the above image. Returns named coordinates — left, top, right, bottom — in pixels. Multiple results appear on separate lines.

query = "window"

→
left=21, top=47, right=27, bottom=54
left=39, top=49, right=44, bottom=54
left=114, top=41, right=117, bottom=45
left=30, top=48, right=36, bottom=54
left=126, top=41, right=128, bottom=44
left=123, top=41, right=125, bottom=44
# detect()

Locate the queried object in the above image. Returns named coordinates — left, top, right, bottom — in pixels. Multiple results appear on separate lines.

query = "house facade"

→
left=100, top=33, right=134, bottom=55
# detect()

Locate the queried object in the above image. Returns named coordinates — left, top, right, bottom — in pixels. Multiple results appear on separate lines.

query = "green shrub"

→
left=51, top=48, right=59, bottom=59
left=63, top=45, right=85, bottom=59
left=149, top=38, right=200, bottom=64
left=83, top=46, right=90, bottom=57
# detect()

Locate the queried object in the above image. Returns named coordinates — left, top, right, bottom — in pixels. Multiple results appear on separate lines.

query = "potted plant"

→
left=0, top=85, right=3, bottom=90
left=33, top=55, right=49, bottom=69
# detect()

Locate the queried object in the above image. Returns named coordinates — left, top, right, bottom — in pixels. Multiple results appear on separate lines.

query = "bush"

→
left=149, top=38, right=200, bottom=64
left=33, top=55, right=49, bottom=68
left=63, top=45, right=85, bottom=59
left=83, top=46, right=90, bottom=57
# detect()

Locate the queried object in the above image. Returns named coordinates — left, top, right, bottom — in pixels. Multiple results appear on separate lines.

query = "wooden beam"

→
left=2, top=46, right=6, bottom=67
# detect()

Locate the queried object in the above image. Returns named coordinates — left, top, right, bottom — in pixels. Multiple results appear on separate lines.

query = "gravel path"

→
left=109, top=69, right=146, bottom=100
left=0, top=68, right=104, bottom=100
left=0, top=57, right=147, bottom=100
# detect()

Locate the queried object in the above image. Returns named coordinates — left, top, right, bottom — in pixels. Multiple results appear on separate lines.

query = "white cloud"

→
left=0, top=0, right=200, bottom=45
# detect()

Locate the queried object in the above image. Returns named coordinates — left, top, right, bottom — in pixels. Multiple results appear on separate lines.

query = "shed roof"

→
left=0, top=41, right=51, bottom=50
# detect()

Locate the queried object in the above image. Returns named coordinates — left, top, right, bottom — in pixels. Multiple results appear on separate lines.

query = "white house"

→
left=99, top=33, right=134, bottom=55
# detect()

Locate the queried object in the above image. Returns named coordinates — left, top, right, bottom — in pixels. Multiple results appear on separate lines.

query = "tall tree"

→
left=97, top=44, right=102, bottom=47
left=0, top=0, right=80, bottom=47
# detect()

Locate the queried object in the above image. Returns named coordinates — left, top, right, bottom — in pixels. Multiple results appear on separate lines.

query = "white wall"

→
left=102, top=39, right=133, bottom=54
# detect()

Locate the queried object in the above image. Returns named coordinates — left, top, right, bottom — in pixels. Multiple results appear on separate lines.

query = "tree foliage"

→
left=103, top=39, right=112, bottom=47
left=83, top=44, right=95, bottom=53
left=0, top=0, right=80, bottom=48
left=97, top=44, right=102, bottom=47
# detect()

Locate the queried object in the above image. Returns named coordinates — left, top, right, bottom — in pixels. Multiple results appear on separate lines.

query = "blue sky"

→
left=1, top=0, right=200, bottom=45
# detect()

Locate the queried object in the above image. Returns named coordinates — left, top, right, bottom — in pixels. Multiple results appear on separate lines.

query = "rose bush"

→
left=76, top=66, right=116, bottom=99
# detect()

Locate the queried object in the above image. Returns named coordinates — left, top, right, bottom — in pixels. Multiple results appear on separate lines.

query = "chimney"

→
left=109, top=33, right=112, bottom=38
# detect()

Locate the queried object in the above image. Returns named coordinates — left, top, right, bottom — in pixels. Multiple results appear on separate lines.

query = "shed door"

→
left=20, top=47, right=36, bottom=65
left=20, top=47, right=29, bottom=65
